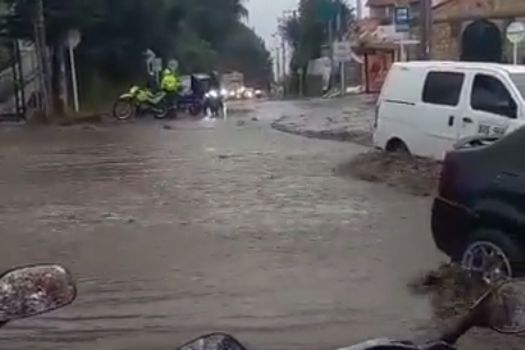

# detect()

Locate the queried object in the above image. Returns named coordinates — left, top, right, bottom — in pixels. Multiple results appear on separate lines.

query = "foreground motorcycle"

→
left=177, top=279, right=525, bottom=350
left=3, top=264, right=525, bottom=350
left=113, top=86, right=172, bottom=120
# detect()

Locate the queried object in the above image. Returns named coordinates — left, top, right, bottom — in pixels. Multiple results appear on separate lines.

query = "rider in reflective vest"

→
left=161, top=69, right=181, bottom=93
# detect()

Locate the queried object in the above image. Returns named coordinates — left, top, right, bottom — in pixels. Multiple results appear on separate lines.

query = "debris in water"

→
left=335, top=151, right=441, bottom=196
left=409, top=263, right=488, bottom=321
left=82, top=125, right=97, bottom=131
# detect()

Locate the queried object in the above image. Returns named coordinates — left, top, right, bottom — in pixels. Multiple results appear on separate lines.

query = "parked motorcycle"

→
left=0, top=264, right=76, bottom=328
left=113, top=86, right=174, bottom=120
left=177, top=97, right=203, bottom=116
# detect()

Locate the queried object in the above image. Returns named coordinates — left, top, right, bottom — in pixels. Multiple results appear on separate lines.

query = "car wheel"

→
left=461, top=228, right=525, bottom=282
left=385, top=138, right=410, bottom=155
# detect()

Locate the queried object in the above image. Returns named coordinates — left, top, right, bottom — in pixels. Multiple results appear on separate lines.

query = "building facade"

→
left=367, top=0, right=421, bottom=25
left=366, top=0, right=525, bottom=63
left=432, top=0, right=525, bottom=63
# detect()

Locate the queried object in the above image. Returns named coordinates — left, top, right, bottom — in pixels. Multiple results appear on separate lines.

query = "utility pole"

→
left=336, top=4, right=345, bottom=96
left=34, top=0, right=52, bottom=117
left=419, top=0, right=433, bottom=59
left=356, top=0, right=363, bottom=20
left=274, top=46, right=281, bottom=81
left=281, top=37, right=286, bottom=79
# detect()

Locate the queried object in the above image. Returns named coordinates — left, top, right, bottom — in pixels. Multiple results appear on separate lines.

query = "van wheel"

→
left=386, top=138, right=410, bottom=155
left=461, top=228, right=525, bottom=282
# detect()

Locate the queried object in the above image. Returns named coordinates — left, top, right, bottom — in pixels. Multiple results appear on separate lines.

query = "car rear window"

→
left=422, top=71, right=465, bottom=106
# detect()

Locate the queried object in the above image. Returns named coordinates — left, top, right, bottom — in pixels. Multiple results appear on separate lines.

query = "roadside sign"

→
left=67, top=30, right=82, bottom=112
left=144, top=49, right=156, bottom=60
left=152, top=58, right=163, bottom=73
left=333, top=41, right=351, bottom=62
left=507, top=22, right=525, bottom=65
left=507, top=21, right=525, bottom=44
left=394, top=7, right=411, bottom=33
left=67, top=30, right=81, bottom=49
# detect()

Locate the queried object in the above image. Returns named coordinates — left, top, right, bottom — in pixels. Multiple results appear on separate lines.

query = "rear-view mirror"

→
left=0, top=265, right=76, bottom=323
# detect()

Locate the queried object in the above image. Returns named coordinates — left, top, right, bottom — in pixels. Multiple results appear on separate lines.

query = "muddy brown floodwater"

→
left=0, top=101, right=518, bottom=350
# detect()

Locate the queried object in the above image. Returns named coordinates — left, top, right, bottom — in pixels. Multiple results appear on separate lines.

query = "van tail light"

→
left=374, top=104, right=380, bottom=129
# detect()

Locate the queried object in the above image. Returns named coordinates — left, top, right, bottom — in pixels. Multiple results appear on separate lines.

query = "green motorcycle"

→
left=113, top=86, right=172, bottom=120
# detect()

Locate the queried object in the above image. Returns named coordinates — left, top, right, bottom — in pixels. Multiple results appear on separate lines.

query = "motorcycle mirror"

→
left=0, top=265, right=76, bottom=323
left=488, top=279, right=525, bottom=334
left=178, top=333, right=247, bottom=350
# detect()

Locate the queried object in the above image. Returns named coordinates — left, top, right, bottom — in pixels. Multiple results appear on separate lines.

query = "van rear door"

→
left=420, top=70, right=467, bottom=159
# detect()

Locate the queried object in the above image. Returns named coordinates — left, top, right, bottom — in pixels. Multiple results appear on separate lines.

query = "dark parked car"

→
left=432, top=128, right=525, bottom=281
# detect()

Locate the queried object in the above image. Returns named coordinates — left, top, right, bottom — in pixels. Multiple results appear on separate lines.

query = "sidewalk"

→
left=271, top=94, right=376, bottom=147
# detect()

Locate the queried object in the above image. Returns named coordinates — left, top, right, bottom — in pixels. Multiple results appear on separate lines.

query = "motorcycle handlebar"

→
left=440, top=288, right=493, bottom=344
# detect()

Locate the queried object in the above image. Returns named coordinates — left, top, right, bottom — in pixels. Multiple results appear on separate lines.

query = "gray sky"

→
left=246, top=0, right=362, bottom=49
left=245, top=0, right=298, bottom=49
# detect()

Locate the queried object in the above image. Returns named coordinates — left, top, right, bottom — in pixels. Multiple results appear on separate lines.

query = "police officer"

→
left=160, top=68, right=182, bottom=115
left=161, top=68, right=181, bottom=94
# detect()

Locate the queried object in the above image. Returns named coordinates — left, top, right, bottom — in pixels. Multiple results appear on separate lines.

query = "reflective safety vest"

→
left=161, top=73, right=180, bottom=92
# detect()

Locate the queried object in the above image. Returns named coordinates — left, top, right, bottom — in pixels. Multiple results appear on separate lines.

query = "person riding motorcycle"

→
left=160, top=68, right=182, bottom=115
left=204, top=71, right=224, bottom=117
left=209, top=71, right=221, bottom=91
left=161, top=68, right=181, bottom=94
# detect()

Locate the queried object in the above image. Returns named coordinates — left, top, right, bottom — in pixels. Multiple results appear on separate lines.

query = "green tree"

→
left=0, top=0, right=271, bottom=111
left=281, top=0, right=354, bottom=93
left=219, top=22, right=272, bottom=88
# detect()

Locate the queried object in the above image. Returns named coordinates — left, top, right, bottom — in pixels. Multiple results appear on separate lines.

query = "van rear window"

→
left=422, top=71, right=465, bottom=106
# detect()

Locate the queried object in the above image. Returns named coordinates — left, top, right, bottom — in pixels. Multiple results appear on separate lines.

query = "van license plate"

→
left=479, top=124, right=506, bottom=136
left=479, top=124, right=490, bottom=135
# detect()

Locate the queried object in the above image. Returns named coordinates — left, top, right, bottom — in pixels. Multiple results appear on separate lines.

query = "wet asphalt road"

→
left=0, top=100, right=447, bottom=350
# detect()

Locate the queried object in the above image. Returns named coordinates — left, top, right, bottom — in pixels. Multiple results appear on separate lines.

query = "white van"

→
left=373, top=61, right=525, bottom=160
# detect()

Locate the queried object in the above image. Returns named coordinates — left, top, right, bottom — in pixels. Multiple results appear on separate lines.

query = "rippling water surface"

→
left=0, top=103, right=441, bottom=350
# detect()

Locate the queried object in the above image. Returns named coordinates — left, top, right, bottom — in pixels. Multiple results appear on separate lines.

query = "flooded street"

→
left=0, top=100, right=445, bottom=350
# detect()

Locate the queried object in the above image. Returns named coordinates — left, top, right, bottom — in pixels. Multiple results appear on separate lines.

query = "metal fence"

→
left=0, top=40, right=39, bottom=121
